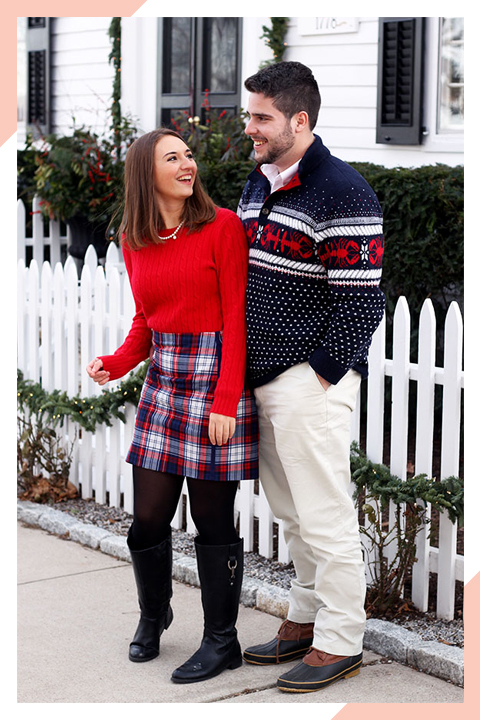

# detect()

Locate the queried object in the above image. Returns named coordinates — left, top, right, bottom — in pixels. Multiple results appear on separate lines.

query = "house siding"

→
left=36, top=16, right=462, bottom=169
left=283, top=17, right=463, bottom=167
left=50, top=17, right=114, bottom=136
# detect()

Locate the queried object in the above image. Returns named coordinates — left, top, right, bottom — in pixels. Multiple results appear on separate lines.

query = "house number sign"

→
left=298, top=17, right=359, bottom=35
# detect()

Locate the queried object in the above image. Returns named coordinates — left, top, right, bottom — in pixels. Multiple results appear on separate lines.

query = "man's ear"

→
left=292, top=111, right=309, bottom=133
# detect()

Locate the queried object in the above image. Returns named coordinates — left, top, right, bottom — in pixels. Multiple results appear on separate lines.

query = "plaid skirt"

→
left=126, top=331, right=259, bottom=481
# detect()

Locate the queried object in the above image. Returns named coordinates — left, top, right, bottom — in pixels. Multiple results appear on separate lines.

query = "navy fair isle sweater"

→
left=238, top=135, right=386, bottom=389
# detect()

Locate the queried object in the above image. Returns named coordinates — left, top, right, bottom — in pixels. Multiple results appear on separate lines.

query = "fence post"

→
left=258, top=484, right=274, bottom=558
left=27, top=261, right=40, bottom=383
left=437, top=302, right=463, bottom=620
left=385, top=297, right=410, bottom=568
left=390, top=297, right=410, bottom=480
left=53, top=263, right=66, bottom=391
left=84, top=244, right=98, bottom=281
left=65, top=261, right=79, bottom=488
left=105, top=242, right=120, bottom=282
left=17, top=260, right=27, bottom=374
left=80, top=264, right=93, bottom=398
left=412, top=299, right=436, bottom=612
left=93, top=266, right=107, bottom=503
left=65, top=261, right=79, bottom=398
left=362, top=314, right=387, bottom=585
left=106, top=268, right=122, bottom=507
left=122, top=405, right=135, bottom=515
left=79, top=264, right=94, bottom=498
left=40, top=262, right=54, bottom=393
left=32, top=196, right=45, bottom=266
left=171, top=481, right=186, bottom=531
left=366, top=314, right=386, bottom=463
left=238, top=480, right=255, bottom=552
left=49, top=217, right=62, bottom=267
left=277, top=521, right=290, bottom=564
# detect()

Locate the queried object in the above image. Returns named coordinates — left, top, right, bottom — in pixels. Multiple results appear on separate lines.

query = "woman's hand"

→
left=86, top=358, right=110, bottom=386
left=209, top=413, right=236, bottom=446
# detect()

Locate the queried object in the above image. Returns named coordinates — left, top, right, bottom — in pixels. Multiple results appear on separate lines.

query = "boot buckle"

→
left=228, top=557, right=237, bottom=585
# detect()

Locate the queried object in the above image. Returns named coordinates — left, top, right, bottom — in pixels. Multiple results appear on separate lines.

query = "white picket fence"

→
left=17, top=245, right=464, bottom=620
left=17, top=196, right=69, bottom=267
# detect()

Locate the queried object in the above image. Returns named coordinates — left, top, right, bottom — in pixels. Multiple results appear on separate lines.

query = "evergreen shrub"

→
left=349, top=162, right=464, bottom=339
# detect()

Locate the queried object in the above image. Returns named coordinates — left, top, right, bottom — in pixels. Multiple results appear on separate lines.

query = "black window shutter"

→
left=26, top=17, right=51, bottom=137
left=376, top=17, right=425, bottom=145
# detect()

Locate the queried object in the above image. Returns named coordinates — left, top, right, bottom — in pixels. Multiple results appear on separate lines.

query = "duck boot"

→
left=243, top=619, right=314, bottom=665
left=277, top=648, right=363, bottom=692
left=171, top=537, right=244, bottom=683
left=127, top=529, right=174, bottom=663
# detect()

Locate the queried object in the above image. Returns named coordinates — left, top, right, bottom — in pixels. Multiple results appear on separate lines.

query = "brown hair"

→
left=117, top=128, right=216, bottom=250
left=245, top=61, right=320, bottom=131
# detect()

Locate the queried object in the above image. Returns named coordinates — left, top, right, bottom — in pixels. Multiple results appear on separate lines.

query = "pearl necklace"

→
left=158, top=220, right=185, bottom=240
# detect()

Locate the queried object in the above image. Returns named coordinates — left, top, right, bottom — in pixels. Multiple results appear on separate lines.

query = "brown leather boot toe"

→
left=243, top=619, right=314, bottom=665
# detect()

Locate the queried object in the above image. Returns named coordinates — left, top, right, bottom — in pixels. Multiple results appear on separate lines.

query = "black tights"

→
left=129, top=465, right=239, bottom=550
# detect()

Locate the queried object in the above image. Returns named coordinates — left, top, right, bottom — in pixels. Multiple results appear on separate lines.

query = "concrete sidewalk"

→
left=17, top=521, right=463, bottom=704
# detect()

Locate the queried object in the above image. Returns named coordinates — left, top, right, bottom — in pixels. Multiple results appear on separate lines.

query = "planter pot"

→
left=67, top=215, right=109, bottom=261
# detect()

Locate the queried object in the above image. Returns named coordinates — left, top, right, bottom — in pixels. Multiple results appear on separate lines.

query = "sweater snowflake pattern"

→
left=237, top=135, right=386, bottom=388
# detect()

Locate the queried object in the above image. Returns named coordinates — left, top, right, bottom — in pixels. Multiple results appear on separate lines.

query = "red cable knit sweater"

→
left=99, top=208, right=249, bottom=418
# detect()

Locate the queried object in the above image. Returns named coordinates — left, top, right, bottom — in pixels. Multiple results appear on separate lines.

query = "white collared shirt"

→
left=261, top=160, right=301, bottom=194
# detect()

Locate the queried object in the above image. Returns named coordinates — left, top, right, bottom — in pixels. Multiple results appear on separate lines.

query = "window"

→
left=162, top=17, right=192, bottom=96
left=158, top=17, right=242, bottom=127
left=202, top=18, right=238, bottom=94
left=437, top=18, right=464, bottom=133
left=422, top=17, right=464, bottom=154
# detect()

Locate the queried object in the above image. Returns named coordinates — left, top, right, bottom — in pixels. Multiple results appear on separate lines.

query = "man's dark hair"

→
left=244, top=61, right=321, bottom=130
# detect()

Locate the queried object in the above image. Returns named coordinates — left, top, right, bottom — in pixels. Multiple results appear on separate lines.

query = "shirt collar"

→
left=260, top=160, right=301, bottom=193
left=248, top=136, right=331, bottom=188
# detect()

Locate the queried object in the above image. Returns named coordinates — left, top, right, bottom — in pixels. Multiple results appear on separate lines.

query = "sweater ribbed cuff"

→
left=97, top=354, right=141, bottom=383
left=308, top=346, right=348, bottom=386
left=210, top=389, right=242, bottom=419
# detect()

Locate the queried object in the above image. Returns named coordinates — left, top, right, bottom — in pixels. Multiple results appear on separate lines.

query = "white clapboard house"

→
left=18, top=16, right=464, bottom=168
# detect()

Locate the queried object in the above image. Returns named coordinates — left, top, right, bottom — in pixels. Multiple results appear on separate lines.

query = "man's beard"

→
left=255, top=122, right=295, bottom=165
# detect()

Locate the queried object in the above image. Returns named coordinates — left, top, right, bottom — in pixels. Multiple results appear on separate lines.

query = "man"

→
left=237, top=61, right=386, bottom=693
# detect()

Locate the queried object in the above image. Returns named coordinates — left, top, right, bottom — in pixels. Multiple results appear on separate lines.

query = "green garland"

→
left=350, top=442, right=464, bottom=526
left=17, top=367, right=463, bottom=526
left=17, top=365, right=148, bottom=434
left=108, top=18, right=122, bottom=148
left=260, top=17, right=289, bottom=65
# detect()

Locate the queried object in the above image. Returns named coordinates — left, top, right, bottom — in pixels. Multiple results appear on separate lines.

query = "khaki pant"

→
left=254, top=363, right=366, bottom=656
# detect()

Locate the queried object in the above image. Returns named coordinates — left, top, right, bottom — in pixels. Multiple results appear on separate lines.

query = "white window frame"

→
left=422, top=16, right=464, bottom=154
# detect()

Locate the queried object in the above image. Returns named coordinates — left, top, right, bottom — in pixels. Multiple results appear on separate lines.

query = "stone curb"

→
left=17, top=499, right=463, bottom=687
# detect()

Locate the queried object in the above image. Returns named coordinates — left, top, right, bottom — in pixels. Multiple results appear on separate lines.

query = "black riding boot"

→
left=171, top=537, right=244, bottom=683
left=127, top=529, right=174, bottom=662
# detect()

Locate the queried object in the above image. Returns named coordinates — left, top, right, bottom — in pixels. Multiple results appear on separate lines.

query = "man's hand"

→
left=315, top=372, right=331, bottom=391
left=209, top=413, right=236, bottom=446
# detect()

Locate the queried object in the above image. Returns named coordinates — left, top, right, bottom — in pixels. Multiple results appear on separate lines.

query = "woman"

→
left=86, top=128, right=258, bottom=684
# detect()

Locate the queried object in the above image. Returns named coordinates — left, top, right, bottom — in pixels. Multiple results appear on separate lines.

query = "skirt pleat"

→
left=126, top=331, right=259, bottom=481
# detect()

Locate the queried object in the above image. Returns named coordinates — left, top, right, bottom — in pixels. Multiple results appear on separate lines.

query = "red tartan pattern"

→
left=126, top=332, right=259, bottom=481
